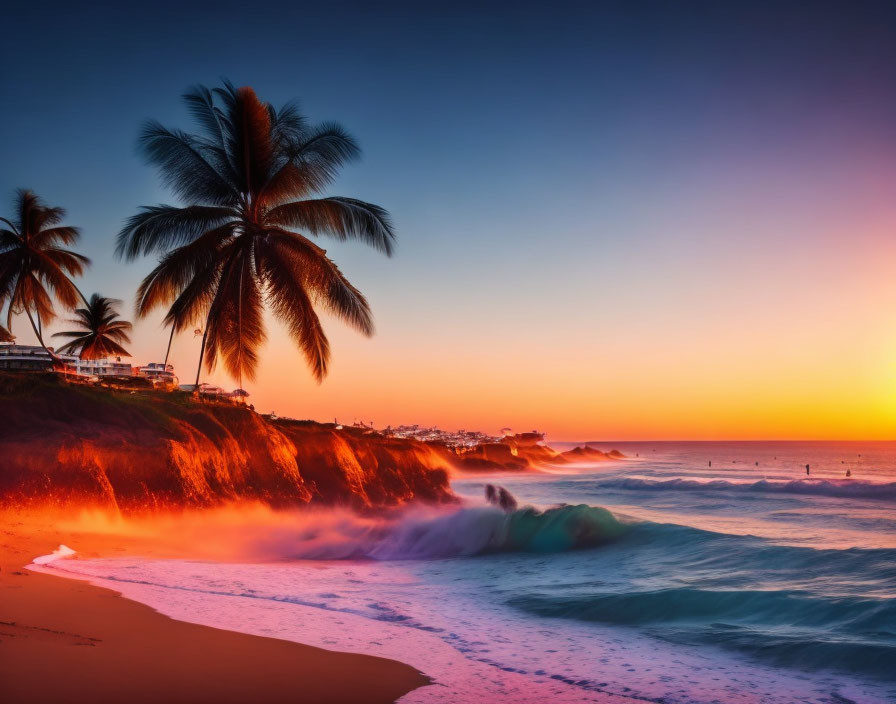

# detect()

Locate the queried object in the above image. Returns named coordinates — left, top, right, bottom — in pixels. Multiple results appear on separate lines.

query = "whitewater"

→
left=31, top=441, right=896, bottom=703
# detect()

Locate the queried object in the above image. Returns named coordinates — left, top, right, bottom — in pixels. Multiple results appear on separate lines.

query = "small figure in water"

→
left=708, top=460, right=712, bottom=467
left=755, top=461, right=759, bottom=466
left=485, top=484, right=518, bottom=512
left=846, top=468, right=852, bottom=478
left=805, top=464, right=810, bottom=476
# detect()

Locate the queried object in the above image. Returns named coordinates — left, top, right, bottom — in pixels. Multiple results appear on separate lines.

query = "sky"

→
left=2, top=0, right=896, bottom=440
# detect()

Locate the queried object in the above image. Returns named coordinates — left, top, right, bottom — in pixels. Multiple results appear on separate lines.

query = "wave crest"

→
left=596, top=477, right=896, bottom=501
left=278, top=503, right=629, bottom=560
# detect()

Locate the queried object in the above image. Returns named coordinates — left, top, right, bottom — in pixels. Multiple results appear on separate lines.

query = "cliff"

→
left=0, top=373, right=454, bottom=512
left=558, top=446, right=622, bottom=462
left=446, top=437, right=625, bottom=471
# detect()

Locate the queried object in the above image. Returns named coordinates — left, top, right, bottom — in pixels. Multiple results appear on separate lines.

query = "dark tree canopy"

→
left=53, top=294, right=132, bottom=359
left=117, top=81, right=395, bottom=383
left=0, top=190, right=90, bottom=352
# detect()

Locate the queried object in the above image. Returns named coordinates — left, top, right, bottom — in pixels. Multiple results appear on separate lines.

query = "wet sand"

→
left=0, top=509, right=429, bottom=704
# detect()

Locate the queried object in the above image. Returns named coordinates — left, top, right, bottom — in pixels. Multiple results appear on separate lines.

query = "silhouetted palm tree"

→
left=0, top=190, right=90, bottom=356
left=116, top=81, right=395, bottom=387
left=52, top=294, right=132, bottom=359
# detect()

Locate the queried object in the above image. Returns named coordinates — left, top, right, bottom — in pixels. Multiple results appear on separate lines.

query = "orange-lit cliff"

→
left=0, top=374, right=454, bottom=512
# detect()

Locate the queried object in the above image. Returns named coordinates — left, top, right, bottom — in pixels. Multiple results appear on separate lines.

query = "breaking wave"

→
left=272, top=503, right=630, bottom=560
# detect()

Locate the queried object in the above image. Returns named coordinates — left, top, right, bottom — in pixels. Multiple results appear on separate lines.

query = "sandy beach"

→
left=0, top=509, right=429, bottom=704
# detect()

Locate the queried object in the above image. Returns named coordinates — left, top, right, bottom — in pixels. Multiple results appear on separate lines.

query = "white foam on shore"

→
left=27, top=554, right=626, bottom=703
left=30, top=553, right=891, bottom=704
left=31, top=544, right=77, bottom=565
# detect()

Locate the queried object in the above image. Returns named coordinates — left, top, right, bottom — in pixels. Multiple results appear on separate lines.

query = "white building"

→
left=0, top=343, right=74, bottom=371
left=136, top=362, right=178, bottom=387
left=64, top=356, right=133, bottom=377
left=0, top=343, right=180, bottom=389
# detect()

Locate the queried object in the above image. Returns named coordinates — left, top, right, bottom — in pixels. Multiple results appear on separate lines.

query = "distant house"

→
left=0, top=343, right=67, bottom=371
left=198, top=383, right=227, bottom=397
left=136, top=362, right=178, bottom=388
left=64, top=356, right=133, bottom=377
left=0, top=343, right=184, bottom=394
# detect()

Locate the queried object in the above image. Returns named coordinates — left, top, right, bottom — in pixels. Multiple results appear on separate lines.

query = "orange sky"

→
left=108, top=194, right=896, bottom=442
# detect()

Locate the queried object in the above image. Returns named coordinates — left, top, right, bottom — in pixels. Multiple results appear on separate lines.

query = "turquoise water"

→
left=449, top=441, right=896, bottom=697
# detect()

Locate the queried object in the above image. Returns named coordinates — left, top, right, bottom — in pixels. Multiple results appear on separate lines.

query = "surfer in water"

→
left=805, top=464, right=810, bottom=476
left=846, top=468, right=852, bottom=478
left=485, top=484, right=518, bottom=512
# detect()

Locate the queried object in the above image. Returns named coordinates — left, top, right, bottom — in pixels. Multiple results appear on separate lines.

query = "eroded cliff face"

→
left=443, top=437, right=625, bottom=471
left=0, top=374, right=454, bottom=512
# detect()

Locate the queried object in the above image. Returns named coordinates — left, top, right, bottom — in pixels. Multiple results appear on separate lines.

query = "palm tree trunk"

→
left=24, top=307, right=59, bottom=362
left=163, top=326, right=175, bottom=366
left=72, top=284, right=90, bottom=307
left=194, top=326, right=209, bottom=390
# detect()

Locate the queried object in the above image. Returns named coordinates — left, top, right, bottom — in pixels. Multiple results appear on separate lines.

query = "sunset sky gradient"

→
left=2, top=1, right=896, bottom=440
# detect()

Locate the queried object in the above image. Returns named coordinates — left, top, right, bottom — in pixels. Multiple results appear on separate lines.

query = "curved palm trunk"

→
left=194, top=326, right=209, bottom=390
left=24, top=307, right=60, bottom=363
left=163, top=326, right=175, bottom=366
left=73, top=284, right=90, bottom=307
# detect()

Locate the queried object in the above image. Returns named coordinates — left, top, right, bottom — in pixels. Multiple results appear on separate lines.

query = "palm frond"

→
left=285, top=123, right=361, bottom=193
left=204, top=245, right=266, bottom=380
left=31, top=226, right=81, bottom=247
left=257, top=239, right=331, bottom=381
left=116, top=204, right=238, bottom=260
left=52, top=294, right=132, bottom=359
left=139, top=121, right=238, bottom=205
left=265, top=197, right=395, bottom=255
left=229, top=86, right=275, bottom=197
left=261, top=228, right=374, bottom=335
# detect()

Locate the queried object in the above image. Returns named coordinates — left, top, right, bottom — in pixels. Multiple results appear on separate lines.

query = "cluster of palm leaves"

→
left=117, top=81, right=394, bottom=386
left=0, top=191, right=129, bottom=358
left=52, top=294, right=133, bottom=359
left=1, top=81, right=394, bottom=387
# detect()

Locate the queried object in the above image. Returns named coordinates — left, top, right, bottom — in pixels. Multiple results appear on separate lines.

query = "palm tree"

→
left=116, top=81, right=395, bottom=388
left=52, top=294, right=132, bottom=359
left=0, top=190, right=90, bottom=357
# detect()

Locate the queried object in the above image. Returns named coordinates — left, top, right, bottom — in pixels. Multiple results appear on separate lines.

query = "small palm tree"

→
left=52, top=294, right=132, bottom=359
left=0, top=190, right=90, bottom=356
left=116, top=81, right=395, bottom=388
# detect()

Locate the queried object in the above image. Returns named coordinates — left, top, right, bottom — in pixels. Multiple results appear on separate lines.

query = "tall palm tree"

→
left=52, top=294, right=132, bottom=359
left=0, top=190, right=90, bottom=357
left=117, top=81, right=395, bottom=387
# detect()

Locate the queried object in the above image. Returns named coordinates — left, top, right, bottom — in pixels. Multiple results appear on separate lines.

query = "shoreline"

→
left=0, top=509, right=429, bottom=704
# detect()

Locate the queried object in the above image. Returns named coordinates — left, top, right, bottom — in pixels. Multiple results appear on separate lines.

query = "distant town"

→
left=0, top=342, right=247, bottom=401
left=334, top=421, right=545, bottom=451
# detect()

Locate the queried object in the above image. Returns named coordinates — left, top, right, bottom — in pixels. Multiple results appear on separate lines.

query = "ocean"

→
left=33, top=441, right=896, bottom=703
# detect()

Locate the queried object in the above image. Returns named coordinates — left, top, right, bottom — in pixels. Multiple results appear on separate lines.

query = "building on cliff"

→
left=0, top=343, right=179, bottom=389
left=135, top=362, right=178, bottom=388
left=0, top=343, right=70, bottom=371
left=64, top=356, right=134, bottom=377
